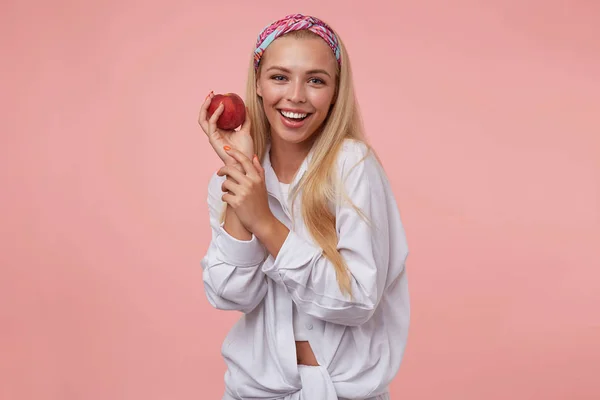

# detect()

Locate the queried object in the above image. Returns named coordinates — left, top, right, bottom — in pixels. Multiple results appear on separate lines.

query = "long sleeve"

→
left=262, top=145, right=408, bottom=326
left=201, top=172, right=269, bottom=313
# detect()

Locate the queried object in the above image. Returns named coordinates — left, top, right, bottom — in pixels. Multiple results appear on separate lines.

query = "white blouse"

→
left=280, top=180, right=317, bottom=343
left=201, top=139, right=410, bottom=399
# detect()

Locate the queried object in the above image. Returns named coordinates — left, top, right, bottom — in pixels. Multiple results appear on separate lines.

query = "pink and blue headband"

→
left=253, top=14, right=341, bottom=71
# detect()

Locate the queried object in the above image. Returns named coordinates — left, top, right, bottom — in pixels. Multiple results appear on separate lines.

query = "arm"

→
left=200, top=172, right=269, bottom=313
left=222, top=171, right=253, bottom=241
left=256, top=146, right=406, bottom=326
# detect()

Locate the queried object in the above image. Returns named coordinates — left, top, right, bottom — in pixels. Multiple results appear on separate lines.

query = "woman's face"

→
left=256, top=36, right=338, bottom=145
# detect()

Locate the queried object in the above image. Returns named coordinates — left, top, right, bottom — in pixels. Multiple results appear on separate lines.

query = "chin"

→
left=273, top=130, right=311, bottom=144
left=277, top=120, right=317, bottom=140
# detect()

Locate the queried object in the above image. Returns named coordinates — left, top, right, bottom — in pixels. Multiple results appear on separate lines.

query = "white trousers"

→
left=222, top=365, right=390, bottom=400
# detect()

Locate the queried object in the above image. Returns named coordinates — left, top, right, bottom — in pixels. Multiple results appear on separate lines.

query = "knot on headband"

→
left=253, top=13, right=341, bottom=71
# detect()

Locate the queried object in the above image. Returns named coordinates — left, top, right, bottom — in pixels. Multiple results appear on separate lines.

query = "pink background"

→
left=1, top=0, right=598, bottom=399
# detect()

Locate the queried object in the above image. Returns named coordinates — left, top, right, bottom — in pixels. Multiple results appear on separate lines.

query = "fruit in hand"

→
left=207, top=93, right=246, bottom=130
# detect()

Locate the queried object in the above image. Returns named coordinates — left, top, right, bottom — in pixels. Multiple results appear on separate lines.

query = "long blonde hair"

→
left=222, top=26, right=383, bottom=297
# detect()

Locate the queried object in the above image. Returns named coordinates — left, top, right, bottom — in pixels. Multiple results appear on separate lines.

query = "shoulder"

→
left=335, top=138, right=383, bottom=182
left=338, top=137, right=370, bottom=158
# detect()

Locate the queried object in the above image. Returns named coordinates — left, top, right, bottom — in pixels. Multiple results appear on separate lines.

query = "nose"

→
left=286, top=79, right=306, bottom=103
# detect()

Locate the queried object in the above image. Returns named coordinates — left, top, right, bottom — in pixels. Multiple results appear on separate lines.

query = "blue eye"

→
left=271, top=75, right=287, bottom=81
left=310, top=78, right=325, bottom=84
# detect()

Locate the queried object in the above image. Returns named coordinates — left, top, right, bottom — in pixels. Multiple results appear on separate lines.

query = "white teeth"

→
left=280, top=110, right=308, bottom=119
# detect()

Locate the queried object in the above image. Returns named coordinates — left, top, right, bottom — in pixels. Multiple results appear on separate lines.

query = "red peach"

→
left=207, top=93, right=246, bottom=130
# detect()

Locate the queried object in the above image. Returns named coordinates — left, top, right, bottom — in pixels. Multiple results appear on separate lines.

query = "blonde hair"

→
left=221, top=26, right=383, bottom=298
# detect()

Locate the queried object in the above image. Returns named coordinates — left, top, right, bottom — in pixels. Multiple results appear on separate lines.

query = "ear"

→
left=256, top=79, right=263, bottom=97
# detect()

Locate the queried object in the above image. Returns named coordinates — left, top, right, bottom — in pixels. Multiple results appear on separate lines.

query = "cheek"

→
left=309, top=89, right=335, bottom=111
left=260, top=83, right=283, bottom=104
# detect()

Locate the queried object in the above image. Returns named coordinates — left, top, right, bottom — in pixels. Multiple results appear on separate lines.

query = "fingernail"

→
left=205, top=90, right=212, bottom=100
left=223, top=145, right=231, bottom=151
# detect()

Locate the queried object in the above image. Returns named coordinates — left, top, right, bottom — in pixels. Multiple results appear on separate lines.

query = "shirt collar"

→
left=263, top=141, right=317, bottom=199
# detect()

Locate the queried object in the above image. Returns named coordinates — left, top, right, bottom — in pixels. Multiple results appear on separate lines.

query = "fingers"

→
left=252, top=154, right=265, bottom=179
left=224, top=147, right=258, bottom=179
left=220, top=177, right=240, bottom=195
left=217, top=164, right=250, bottom=185
left=198, top=90, right=214, bottom=134
left=207, top=102, right=225, bottom=137
left=221, top=192, right=236, bottom=207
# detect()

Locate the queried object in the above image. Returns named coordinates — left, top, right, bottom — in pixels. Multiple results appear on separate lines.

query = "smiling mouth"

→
left=279, top=110, right=311, bottom=121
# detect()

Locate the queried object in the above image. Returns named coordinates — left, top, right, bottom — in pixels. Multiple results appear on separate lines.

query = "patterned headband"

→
left=253, top=14, right=341, bottom=71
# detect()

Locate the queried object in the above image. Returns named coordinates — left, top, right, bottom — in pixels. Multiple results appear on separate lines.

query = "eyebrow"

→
left=266, top=66, right=332, bottom=78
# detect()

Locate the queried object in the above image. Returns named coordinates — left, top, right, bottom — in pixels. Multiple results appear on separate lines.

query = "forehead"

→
left=261, top=36, right=337, bottom=73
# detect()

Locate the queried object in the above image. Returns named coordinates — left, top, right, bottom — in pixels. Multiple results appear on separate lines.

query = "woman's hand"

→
left=198, top=91, right=254, bottom=168
left=217, top=147, right=275, bottom=235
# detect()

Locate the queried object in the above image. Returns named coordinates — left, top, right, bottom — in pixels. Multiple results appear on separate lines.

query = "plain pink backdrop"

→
left=1, top=0, right=598, bottom=399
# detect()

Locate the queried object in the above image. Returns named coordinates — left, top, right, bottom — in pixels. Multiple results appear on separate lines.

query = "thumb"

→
left=241, top=106, right=252, bottom=132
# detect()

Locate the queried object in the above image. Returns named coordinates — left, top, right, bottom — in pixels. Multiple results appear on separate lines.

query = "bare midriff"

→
left=295, top=341, right=319, bottom=366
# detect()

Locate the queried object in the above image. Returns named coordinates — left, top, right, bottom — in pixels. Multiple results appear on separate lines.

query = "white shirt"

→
left=201, top=139, right=410, bottom=399
left=280, top=180, right=317, bottom=343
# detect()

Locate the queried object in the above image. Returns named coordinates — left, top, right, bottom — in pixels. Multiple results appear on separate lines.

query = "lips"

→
left=278, top=109, right=311, bottom=129
left=278, top=109, right=311, bottom=120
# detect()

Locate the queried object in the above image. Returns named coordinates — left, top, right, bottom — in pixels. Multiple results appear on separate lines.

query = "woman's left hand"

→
left=218, top=146, right=274, bottom=235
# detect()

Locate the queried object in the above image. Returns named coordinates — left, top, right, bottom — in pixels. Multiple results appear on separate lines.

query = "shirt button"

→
left=306, top=323, right=313, bottom=330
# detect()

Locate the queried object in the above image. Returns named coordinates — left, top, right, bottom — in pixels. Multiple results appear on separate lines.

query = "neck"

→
left=269, top=135, right=315, bottom=184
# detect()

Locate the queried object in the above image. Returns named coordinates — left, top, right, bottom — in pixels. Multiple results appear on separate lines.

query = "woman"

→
left=198, top=14, right=410, bottom=400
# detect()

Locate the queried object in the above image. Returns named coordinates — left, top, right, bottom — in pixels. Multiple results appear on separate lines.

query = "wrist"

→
left=253, top=214, right=279, bottom=241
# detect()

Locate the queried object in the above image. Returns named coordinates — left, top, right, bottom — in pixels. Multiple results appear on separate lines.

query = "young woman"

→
left=198, top=14, right=410, bottom=400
